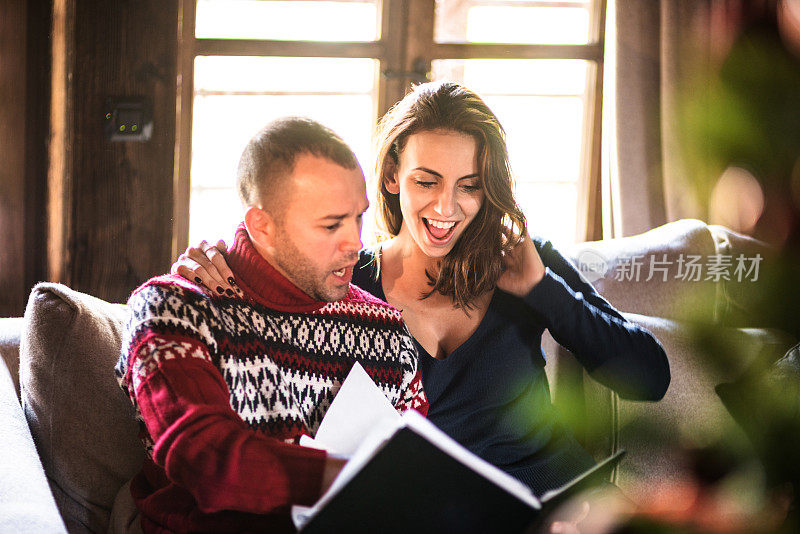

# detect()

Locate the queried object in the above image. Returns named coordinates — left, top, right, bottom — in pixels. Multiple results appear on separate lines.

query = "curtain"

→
left=605, top=0, right=741, bottom=238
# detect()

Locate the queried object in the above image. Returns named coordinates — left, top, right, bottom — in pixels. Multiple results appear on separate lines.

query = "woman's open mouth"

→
left=423, top=218, right=458, bottom=244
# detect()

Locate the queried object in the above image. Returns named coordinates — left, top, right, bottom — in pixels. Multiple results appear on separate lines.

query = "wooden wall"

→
left=0, top=1, right=180, bottom=315
left=49, top=0, right=179, bottom=305
left=0, top=0, right=51, bottom=317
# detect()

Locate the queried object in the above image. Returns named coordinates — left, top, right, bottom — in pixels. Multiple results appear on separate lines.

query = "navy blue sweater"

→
left=353, top=238, right=670, bottom=495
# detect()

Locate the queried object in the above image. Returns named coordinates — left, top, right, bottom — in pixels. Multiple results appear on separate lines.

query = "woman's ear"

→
left=383, top=160, right=400, bottom=195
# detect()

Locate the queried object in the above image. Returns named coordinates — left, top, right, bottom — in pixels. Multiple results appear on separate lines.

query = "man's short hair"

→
left=236, top=117, right=360, bottom=213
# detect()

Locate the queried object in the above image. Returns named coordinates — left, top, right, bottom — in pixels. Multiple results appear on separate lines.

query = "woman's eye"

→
left=461, top=183, right=481, bottom=192
left=414, top=180, right=436, bottom=188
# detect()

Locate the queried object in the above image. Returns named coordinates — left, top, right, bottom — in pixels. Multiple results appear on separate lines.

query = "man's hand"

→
left=496, top=237, right=546, bottom=298
left=171, top=239, right=242, bottom=297
left=321, top=456, right=348, bottom=494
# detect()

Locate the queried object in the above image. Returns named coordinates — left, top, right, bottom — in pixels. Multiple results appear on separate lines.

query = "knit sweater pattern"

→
left=115, top=225, right=427, bottom=533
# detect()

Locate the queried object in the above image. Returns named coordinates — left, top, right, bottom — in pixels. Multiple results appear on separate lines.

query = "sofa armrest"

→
left=604, top=315, right=792, bottom=501
left=0, top=354, right=66, bottom=533
left=546, top=312, right=795, bottom=502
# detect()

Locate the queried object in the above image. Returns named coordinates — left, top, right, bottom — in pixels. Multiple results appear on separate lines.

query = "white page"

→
left=310, top=361, right=401, bottom=457
left=292, top=363, right=400, bottom=528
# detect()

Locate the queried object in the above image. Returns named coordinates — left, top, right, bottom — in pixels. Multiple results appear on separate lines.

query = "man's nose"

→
left=340, top=220, right=362, bottom=253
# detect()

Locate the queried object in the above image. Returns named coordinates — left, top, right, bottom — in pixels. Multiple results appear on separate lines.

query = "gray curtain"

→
left=607, top=0, right=715, bottom=237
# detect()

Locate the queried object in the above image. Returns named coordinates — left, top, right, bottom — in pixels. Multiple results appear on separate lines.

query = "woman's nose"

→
left=434, top=188, right=457, bottom=217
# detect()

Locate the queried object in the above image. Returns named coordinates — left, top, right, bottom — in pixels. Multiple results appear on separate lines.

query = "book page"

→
left=292, top=363, right=402, bottom=529
left=302, top=361, right=400, bottom=457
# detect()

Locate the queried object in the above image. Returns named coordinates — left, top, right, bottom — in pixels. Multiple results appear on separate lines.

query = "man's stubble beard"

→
left=271, top=226, right=348, bottom=303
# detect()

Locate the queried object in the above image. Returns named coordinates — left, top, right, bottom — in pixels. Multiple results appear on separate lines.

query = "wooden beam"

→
left=432, top=42, right=603, bottom=61
left=194, top=39, right=384, bottom=58
left=402, top=0, right=436, bottom=90
left=578, top=0, right=607, bottom=242
left=48, top=0, right=75, bottom=286
left=173, top=0, right=196, bottom=261
left=378, top=0, right=408, bottom=118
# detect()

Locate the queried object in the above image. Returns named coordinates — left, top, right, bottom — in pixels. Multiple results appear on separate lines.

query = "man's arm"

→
left=122, top=282, right=337, bottom=514
left=392, top=328, right=429, bottom=416
left=395, top=367, right=429, bottom=416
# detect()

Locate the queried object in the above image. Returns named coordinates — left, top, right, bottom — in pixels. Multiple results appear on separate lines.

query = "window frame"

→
left=172, top=0, right=607, bottom=258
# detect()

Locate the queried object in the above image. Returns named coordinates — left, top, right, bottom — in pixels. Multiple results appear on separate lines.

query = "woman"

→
left=176, top=81, right=670, bottom=496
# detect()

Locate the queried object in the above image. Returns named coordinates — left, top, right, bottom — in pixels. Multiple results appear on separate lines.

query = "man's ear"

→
left=244, top=206, right=277, bottom=249
left=383, top=160, right=400, bottom=195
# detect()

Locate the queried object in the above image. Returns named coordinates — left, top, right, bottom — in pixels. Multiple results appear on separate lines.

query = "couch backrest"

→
left=563, top=219, right=720, bottom=323
left=20, top=283, right=144, bottom=534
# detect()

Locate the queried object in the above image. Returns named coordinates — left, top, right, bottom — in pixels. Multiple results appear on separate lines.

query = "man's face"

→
left=269, top=153, right=368, bottom=302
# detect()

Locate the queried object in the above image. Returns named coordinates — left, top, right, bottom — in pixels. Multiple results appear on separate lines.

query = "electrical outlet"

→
left=104, top=97, right=153, bottom=142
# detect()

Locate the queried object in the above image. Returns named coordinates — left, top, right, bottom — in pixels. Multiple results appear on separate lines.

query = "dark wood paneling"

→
left=0, top=0, right=28, bottom=316
left=24, top=1, right=52, bottom=308
left=0, top=0, right=51, bottom=317
left=65, top=0, right=179, bottom=303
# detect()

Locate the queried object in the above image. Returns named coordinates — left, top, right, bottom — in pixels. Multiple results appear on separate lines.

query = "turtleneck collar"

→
left=226, top=223, right=327, bottom=313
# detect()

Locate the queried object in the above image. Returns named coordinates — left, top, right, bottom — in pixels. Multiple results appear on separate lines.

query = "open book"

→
left=293, top=364, right=624, bottom=533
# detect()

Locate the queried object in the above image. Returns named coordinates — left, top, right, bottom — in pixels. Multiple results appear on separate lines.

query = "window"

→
left=174, top=0, right=606, bottom=254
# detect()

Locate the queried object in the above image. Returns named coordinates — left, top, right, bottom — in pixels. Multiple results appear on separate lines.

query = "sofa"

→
left=0, top=218, right=795, bottom=533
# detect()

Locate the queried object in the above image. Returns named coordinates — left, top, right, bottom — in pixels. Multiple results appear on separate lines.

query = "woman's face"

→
left=386, top=129, right=485, bottom=258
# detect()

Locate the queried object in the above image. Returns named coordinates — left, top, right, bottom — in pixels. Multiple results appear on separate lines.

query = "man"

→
left=115, top=117, right=428, bottom=533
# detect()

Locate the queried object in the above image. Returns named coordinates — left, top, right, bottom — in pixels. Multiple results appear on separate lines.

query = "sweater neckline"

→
left=363, top=248, right=499, bottom=364
left=227, top=224, right=327, bottom=313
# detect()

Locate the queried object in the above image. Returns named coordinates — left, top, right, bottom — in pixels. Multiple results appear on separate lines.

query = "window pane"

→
left=516, top=182, right=578, bottom=248
left=433, top=59, right=587, bottom=95
left=435, top=0, right=591, bottom=44
left=486, top=95, right=584, bottom=183
left=195, top=56, right=376, bottom=94
left=432, top=59, right=589, bottom=244
left=196, top=0, right=380, bottom=41
left=189, top=57, right=378, bottom=244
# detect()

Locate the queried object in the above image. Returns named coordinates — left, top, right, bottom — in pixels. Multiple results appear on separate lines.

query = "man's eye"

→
left=325, top=223, right=341, bottom=231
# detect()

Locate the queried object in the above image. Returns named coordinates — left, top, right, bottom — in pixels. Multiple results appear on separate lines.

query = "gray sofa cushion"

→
left=20, top=283, right=144, bottom=533
left=0, top=353, right=66, bottom=533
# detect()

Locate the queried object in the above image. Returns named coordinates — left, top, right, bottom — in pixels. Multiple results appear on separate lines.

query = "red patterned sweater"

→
left=115, top=226, right=428, bottom=533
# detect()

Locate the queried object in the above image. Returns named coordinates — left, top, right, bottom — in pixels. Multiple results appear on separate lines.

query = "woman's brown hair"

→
left=374, top=81, right=527, bottom=310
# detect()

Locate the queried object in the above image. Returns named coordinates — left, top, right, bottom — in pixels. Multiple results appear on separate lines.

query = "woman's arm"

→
left=501, top=238, right=670, bottom=401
